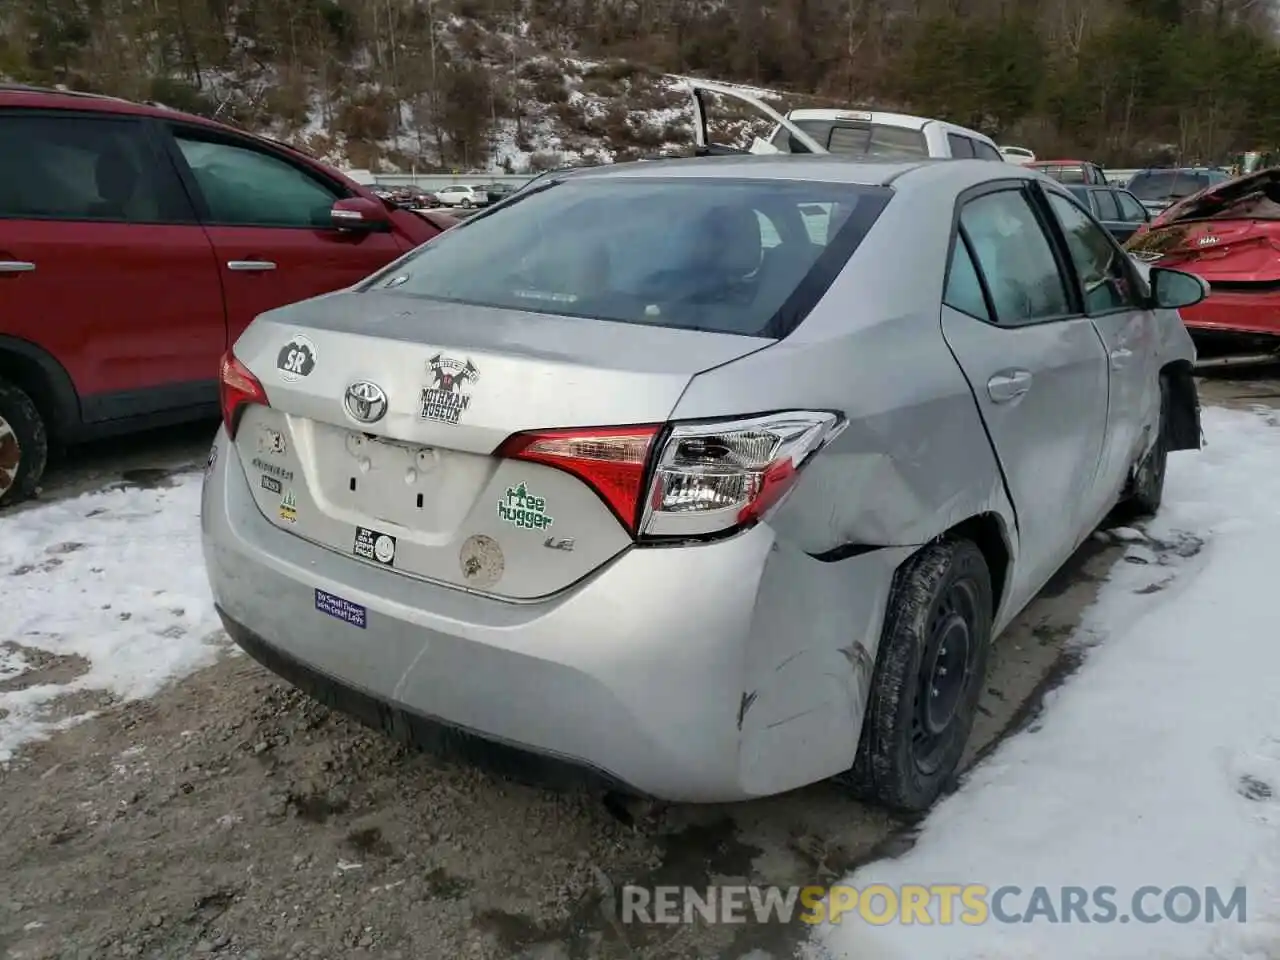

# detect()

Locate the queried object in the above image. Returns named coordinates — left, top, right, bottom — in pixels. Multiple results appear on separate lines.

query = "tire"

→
left=1118, top=376, right=1169, bottom=519
left=0, top=378, right=48, bottom=508
left=461, top=198, right=472, bottom=208
left=841, top=539, right=994, bottom=813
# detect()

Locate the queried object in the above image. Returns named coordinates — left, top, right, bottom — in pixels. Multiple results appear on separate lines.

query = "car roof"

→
left=537, top=154, right=1040, bottom=191
left=0, top=84, right=319, bottom=164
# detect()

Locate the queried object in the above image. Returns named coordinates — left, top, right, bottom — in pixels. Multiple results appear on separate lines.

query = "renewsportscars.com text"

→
left=620, top=884, right=1248, bottom=926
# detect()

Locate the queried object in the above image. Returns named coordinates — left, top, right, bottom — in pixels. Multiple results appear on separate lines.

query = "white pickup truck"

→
left=684, top=79, right=1005, bottom=162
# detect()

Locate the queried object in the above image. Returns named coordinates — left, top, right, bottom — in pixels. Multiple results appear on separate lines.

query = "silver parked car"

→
left=202, top=156, right=1205, bottom=811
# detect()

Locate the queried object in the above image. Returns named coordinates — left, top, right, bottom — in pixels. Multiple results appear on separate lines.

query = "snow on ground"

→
left=0, top=473, right=225, bottom=762
left=810, top=403, right=1280, bottom=959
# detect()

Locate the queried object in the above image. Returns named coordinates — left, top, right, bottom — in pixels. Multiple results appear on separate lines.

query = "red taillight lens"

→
left=218, top=351, right=269, bottom=439
left=496, top=413, right=843, bottom=542
left=496, top=425, right=660, bottom=535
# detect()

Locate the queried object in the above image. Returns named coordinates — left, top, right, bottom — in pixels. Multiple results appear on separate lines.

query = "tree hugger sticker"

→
left=498, top=482, right=553, bottom=530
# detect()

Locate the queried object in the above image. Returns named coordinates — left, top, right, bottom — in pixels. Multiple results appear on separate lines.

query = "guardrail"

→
left=356, top=172, right=536, bottom=190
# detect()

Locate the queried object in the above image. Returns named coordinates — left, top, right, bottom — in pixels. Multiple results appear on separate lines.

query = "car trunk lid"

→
left=229, top=291, right=771, bottom=600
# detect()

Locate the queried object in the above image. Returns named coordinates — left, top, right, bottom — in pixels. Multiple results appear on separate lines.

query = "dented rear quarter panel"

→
left=671, top=178, right=1018, bottom=785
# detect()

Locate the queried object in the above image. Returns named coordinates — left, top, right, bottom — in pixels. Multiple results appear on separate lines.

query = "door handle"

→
left=1110, top=347, right=1133, bottom=369
left=226, top=260, right=276, bottom=272
left=0, top=261, right=35, bottom=273
left=987, top=370, right=1032, bottom=402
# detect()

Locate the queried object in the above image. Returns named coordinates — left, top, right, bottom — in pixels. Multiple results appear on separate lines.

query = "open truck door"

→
left=682, top=78, right=828, bottom=157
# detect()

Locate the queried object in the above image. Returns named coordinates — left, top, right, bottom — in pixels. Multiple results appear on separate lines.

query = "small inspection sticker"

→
left=315, top=589, right=366, bottom=629
left=261, top=475, right=282, bottom=495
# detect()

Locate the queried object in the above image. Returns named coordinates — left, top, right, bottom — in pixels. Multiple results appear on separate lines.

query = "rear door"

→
left=161, top=124, right=407, bottom=342
left=940, top=184, right=1110, bottom=607
left=0, top=108, right=224, bottom=419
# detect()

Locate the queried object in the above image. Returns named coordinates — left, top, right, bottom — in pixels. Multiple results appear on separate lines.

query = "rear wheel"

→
left=0, top=378, right=48, bottom=508
left=842, top=539, right=993, bottom=812
left=461, top=198, right=473, bottom=208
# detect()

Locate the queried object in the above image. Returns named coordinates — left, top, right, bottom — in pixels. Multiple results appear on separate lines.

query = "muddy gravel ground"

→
left=2, top=372, right=1277, bottom=960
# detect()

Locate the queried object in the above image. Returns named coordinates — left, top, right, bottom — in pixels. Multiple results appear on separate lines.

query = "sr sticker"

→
left=315, top=588, right=366, bottom=629
left=420, top=353, right=479, bottom=425
left=459, top=534, right=503, bottom=588
left=278, top=489, right=298, bottom=524
left=277, top=335, right=317, bottom=382
left=353, top=526, right=396, bottom=566
left=261, top=474, right=282, bottom=495
left=498, top=482, right=553, bottom=531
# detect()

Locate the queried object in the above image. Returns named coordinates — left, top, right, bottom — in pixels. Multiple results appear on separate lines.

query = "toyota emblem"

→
left=344, top=381, right=389, bottom=424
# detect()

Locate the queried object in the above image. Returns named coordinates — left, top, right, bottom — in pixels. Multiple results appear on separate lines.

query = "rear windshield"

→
left=1032, top=164, right=1090, bottom=183
left=1127, top=170, right=1225, bottom=201
left=364, top=177, right=892, bottom=338
left=771, top=120, right=929, bottom=159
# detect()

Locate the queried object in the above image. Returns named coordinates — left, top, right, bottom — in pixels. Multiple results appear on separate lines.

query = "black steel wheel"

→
left=841, top=538, right=993, bottom=812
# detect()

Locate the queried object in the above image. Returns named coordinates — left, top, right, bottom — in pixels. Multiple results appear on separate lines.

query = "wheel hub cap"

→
left=924, top=615, right=970, bottom=735
left=0, top=415, right=20, bottom=500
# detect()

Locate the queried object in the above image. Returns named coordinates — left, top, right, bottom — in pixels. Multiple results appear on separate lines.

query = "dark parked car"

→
left=1065, top=184, right=1151, bottom=243
left=1126, top=167, right=1231, bottom=216
left=0, top=84, right=451, bottom=506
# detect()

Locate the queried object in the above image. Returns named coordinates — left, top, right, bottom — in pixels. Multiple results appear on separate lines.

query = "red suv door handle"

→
left=0, top=261, right=35, bottom=273
left=226, top=260, right=276, bottom=272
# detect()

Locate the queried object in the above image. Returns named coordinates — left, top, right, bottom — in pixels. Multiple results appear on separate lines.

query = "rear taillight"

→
left=218, top=351, right=269, bottom=439
left=639, top=413, right=843, bottom=538
left=496, top=426, right=661, bottom=535
left=497, top=412, right=843, bottom=541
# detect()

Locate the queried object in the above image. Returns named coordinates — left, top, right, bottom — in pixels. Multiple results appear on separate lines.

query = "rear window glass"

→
left=1032, top=164, right=1089, bottom=183
left=365, top=178, right=891, bottom=338
left=1127, top=171, right=1216, bottom=201
left=771, top=120, right=929, bottom=159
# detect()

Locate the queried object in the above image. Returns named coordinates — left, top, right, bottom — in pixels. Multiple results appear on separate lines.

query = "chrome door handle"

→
left=1110, top=347, right=1133, bottom=369
left=0, top=261, right=35, bottom=273
left=227, top=260, right=276, bottom=272
left=987, top=370, right=1032, bottom=402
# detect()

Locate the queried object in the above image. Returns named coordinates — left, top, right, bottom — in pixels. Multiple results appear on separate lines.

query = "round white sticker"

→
left=373, top=534, right=396, bottom=564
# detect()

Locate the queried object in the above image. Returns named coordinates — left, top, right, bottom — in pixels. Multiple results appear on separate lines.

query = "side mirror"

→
left=1149, top=267, right=1209, bottom=310
left=331, top=196, right=391, bottom=232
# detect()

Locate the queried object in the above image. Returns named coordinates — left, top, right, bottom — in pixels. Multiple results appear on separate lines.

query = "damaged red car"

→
left=1126, top=167, right=1280, bottom=366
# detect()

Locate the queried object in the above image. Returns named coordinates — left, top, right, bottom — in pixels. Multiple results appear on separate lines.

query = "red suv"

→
left=0, top=85, right=453, bottom=506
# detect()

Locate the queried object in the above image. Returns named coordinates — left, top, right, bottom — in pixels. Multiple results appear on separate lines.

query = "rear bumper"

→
left=1179, top=294, right=1280, bottom=363
left=200, top=428, right=906, bottom=802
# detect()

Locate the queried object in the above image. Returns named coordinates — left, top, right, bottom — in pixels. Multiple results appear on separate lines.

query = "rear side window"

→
left=973, top=140, right=1004, bottom=162
left=368, top=178, right=892, bottom=338
left=959, top=189, right=1072, bottom=326
left=944, top=234, right=990, bottom=321
left=947, top=134, right=975, bottom=158
left=1115, top=190, right=1148, bottom=222
left=0, top=113, right=192, bottom=223
left=1092, top=189, right=1121, bottom=220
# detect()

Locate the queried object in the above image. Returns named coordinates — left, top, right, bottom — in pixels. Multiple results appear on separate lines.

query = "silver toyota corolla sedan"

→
left=202, top=156, right=1205, bottom=811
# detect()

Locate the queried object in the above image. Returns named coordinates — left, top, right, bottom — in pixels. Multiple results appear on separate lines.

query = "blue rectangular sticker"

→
left=315, top=588, right=367, bottom=629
